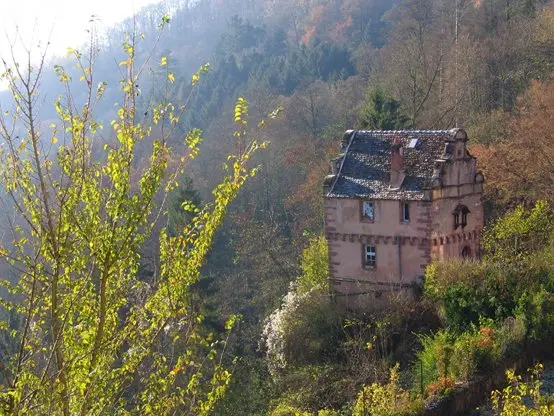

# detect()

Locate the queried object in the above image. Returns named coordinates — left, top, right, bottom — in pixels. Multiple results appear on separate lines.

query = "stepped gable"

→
left=327, top=130, right=451, bottom=200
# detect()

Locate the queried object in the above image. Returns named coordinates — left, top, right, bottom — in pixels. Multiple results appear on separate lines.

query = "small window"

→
left=364, top=245, right=376, bottom=267
left=453, top=204, right=470, bottom=230
left=362, top=201, right=375, bottom=222
left=401, top=201, right=410, bottom=223
left=461, top=246, right=472, bottom=259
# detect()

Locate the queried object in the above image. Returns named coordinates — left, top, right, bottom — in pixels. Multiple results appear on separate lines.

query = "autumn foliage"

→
left=472, top=74, right=554, bottom=205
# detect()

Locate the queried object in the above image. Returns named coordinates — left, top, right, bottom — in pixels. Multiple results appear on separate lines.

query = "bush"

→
left=424, top=259, right=549, bottom=332
left=413, top=317, right=526, bottom=396
left=297, top=235, right=329, bottom=294
left=262, top=286, right=342, bottom=378
left=424, top=202, right=554, bottom=333
left=352, top=364, right=423, bottom=416
left=413, top=330, right=454, bottom=395
left=483, top=200, right=553, bottom=263
left=262, top=234, right=340, bottom=377
left=269, top=364, right=353, bottom=413
left=514, top=288, right=554, bottom=341
left=491, top=363, right=554, bottom=415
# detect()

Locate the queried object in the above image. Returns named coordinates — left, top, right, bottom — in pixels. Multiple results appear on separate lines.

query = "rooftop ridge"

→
left=355, top=129, right=453, bottom=134
left=328, top=130, right=356, bottom=197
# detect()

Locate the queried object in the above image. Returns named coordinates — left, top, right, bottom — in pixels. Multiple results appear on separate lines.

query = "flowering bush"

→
left=261, top=235, right=339, bottom=378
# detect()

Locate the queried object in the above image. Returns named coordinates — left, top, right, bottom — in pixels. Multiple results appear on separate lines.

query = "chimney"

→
left=390, top=137, right=405, bottom=189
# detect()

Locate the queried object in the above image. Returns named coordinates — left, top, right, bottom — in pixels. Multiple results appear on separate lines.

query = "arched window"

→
left=461, top=246, right=472, bottom=259
left=453, top=204, right=470, bottom=230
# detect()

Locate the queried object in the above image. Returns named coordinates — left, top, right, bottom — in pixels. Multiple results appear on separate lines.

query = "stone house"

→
left=323, top=129, right=484, bottom=310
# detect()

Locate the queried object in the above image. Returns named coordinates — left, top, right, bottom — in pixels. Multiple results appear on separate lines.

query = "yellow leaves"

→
left=119, top=60, right=131, bottom=67
left=160, top=56, right=168, bottom=67
left=66, top=47, right=75, bottom=55
left=169, top=365, right=184, bottom=377
left=168, top=72, right=175, bottom=83
left=234, top=97, right=248, bottom=124
left=51, top=137, right=58, bottom=144
left=224, top=314, right=241, bottom=331
left=191, top=63, right=210, bottom=86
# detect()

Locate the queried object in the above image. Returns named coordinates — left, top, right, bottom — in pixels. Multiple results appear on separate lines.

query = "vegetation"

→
left=0, top=0, right=553, bottom=414
left=491, top=364, right=554, bottom=415
left=0, top=22, right=272, bottom=414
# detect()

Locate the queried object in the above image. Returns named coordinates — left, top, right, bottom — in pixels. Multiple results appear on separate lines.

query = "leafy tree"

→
left=472, top=76, right=554, bottom=204
left=0, top=25, right=270, bottom=414
left=358, top=87, right=408, bottom=130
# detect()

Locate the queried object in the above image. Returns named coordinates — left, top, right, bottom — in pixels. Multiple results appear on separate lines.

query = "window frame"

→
left=453, top=204, right=470, bottom=230
left=401, top=201, right=410, bottom=223
left=363, top=244, right=376, bottom=268
left=361, top=200, right=375, bottom=223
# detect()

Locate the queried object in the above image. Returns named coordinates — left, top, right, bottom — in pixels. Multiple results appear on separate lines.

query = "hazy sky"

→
left=0, top=0, right=164, bottom=63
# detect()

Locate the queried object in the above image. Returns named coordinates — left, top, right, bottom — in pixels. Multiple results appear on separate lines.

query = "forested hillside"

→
left=0, top=0, right=553, bottom=414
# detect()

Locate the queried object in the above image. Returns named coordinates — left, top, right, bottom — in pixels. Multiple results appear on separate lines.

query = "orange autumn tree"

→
left=472, top=74, right=554, bottom=204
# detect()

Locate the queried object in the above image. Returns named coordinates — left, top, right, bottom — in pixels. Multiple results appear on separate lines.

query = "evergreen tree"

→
left=359, top=87, right=408, bottom=130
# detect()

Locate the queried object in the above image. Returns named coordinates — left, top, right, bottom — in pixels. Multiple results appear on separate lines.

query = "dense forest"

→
left=0, top=0, right=553, bottom=414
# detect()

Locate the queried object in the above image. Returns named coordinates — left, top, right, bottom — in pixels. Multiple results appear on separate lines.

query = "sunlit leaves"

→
left=234, top=97, right=248, bottom=124
left=191, top=63, right=210, bottom=86
left=0, top=26, right=270, bottom=414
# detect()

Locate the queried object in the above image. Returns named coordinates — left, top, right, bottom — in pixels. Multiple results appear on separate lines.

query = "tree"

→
left=0, top=23, right=271, bottom=414
left=472, top=76, right=554, bottom=204
left=358, top=87, right=408, bottom=130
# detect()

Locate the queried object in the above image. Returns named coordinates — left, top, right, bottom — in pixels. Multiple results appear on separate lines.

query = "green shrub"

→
left=424, top=259, right=547, bottom=332
left=262, top=235, right=338, bottom=378
left=297, top=235, right=329, bottom=294
left=413, top=319, right=521, bottom=395
left=270, top=364, right=352, bottom=413
left=352, top=364, right=423, bottom=416
left=483, top=200, right=553, bottom=263
left=514, top=288, right=554, bottom=341
left=269, top=403, right=310, bottom=416
left=413, top=330, right=454, bottom=393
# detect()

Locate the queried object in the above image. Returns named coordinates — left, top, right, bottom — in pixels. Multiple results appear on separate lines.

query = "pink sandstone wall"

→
left=325, top=198, right=432, bottom=309
left=430, top=136, right=484, bottom=260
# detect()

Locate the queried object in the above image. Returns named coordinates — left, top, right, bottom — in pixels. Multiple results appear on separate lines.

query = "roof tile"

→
left=327, top=130, right=454, bottom=200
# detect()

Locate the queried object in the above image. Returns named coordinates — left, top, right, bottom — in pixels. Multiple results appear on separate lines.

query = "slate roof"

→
left=326, top=130, right=456, bottom=200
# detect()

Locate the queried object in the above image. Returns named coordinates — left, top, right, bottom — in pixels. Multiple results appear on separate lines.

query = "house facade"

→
left=323, top=129, right=484, bottom=310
